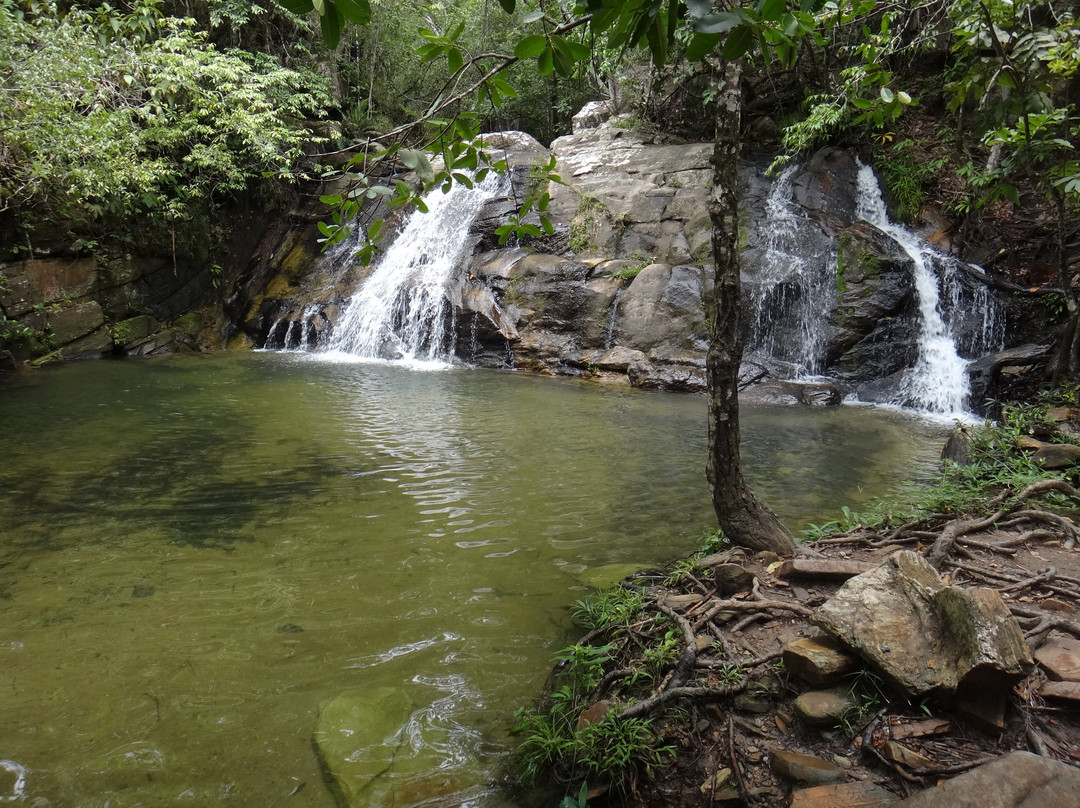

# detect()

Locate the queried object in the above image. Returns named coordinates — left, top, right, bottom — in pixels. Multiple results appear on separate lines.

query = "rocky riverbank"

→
left=513, top=410, right=1080, bottom=808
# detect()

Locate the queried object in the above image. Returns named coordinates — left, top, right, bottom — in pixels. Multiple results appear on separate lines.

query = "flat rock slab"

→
left=896, top=751, right=1080, bottom=808
left=1039, top=680, right=1080, bottom=703
left=791, top=781, right=900, bottom=808
left=776, top=558, right=877, bottom=579
left=770, top=749, right=847, bottom=786
left=1033, top=636, right=1080, bottom=681
left=784, top=636, right=861, bottom=686
left=813, top=551, right=1032, bottom=699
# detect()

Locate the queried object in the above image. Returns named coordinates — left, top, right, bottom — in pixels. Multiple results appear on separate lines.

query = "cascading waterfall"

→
left=326, top=172, right=509, bottom=363
left=747, top=166, right=837, bottom=378
left=855, top=162, right=985, bottom=415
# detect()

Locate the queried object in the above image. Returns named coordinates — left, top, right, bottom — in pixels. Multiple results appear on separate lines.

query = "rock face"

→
left=236, top=114, right=1024, bottom=401
left=1, top=251, right=221, bottom=365
left=813, top=551, right=1033, bottom=699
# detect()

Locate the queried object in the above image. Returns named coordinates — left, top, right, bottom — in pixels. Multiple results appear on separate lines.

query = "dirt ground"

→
left=581, top=534, right=1080, bottom=808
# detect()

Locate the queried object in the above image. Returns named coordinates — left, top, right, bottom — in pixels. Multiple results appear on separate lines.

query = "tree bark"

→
left=705, top=60, right=797, bottom=557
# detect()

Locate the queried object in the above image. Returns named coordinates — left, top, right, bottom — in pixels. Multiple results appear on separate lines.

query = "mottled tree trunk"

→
left=705, top=60, right=797, bottom=557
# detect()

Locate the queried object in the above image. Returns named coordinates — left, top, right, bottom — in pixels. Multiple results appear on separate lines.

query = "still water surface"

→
left=0, top=353, right=946, bottom=806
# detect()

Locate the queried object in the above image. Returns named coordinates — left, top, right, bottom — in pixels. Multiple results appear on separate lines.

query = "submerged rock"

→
left=312, top=687, right=414, bottom=807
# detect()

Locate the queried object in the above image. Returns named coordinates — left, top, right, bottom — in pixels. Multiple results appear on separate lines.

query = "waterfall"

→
left=326, top=172, right=509, bottom=364
left=747, top=166, right=837, bottom=378
left=855, top=162, right=993, bottom=415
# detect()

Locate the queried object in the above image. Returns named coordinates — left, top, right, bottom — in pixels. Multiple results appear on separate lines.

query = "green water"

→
left=0, top=353, right=946, bottom=806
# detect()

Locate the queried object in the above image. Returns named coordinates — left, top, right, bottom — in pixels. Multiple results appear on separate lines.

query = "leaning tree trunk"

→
left=705, top=60, right=797, bottom=557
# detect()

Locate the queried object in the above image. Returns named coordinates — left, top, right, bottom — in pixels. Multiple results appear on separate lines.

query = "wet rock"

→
left=313, top=687, right=415, bottom=807
left=968, top=344, right=1052, bottom=404
left=783, top=637, right=860, bottom=686
left=742, top=380, right=843, bottom=406
left=793, top=687, right=856, bottom=727
left=791, top=782, right=899, bottom=808
left=111, top=315, right=158, bottom=349
left=895, top=750, right=1080, bottom=808
left=769, top=749, right=847, bottom=786
left=1031, top=443, right=1080, bottom=470
left=941, top=426, right=974, bottom=466
left=813, top=551, right=1033, bottom=699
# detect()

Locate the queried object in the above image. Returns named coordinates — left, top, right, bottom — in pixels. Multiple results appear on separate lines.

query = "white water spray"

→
left=327, top=172, right=509, bottom=363
left=855, top=162, right=970, bottom=415
left=747, top=165, right=836, bottom=377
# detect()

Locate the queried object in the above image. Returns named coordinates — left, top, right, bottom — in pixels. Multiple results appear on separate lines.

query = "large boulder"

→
left=896, top=751, right=1080, bottom=808
left=813, top=551, right=1033, bottom=699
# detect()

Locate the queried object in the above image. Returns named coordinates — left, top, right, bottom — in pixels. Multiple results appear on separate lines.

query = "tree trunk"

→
left=705, top=60, right=797, bottom=557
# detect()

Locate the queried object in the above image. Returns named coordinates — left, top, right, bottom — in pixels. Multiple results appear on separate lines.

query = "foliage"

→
left=877, top=140, right=948, bottom=221
left=945, top=0, right=1080, bottom=211
left=805, top=410, right=1079, bottom=541
left=571, top=585, right=644, bottom=632
left=0, top=0, right=332, bottom=248
left=513, top=630, right=674, bottom=794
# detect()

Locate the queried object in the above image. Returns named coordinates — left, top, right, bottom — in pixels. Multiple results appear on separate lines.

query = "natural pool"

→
left=0, top=352, right=947, bottom=807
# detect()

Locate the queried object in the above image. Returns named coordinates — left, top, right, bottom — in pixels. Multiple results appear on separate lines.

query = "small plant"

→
left=698, top=527, right=729, bottom=554
left=837, top=668, right=889, bottom=737
left=0, top=316, right=34, bottom=343
left=572, top=586, right=644, bottom=632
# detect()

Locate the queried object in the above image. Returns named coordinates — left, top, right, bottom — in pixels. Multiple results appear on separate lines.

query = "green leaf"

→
left=319, top=194, right=343, bottom=205
left=320, top=1, right=343, bottom=48
left=335, top=0, right=371, bottom=24
left=521, top=9, right=545, bottom=23
left=1001, top=183, right=1019, bottom=205
left=447, top=47, right=463, bottom=73
left=490, top=76, right=518, bottom=98
left=538, top=45, right=555, bottom=75
left=564, top=39, right=591, bottom=60
left=722, top=24, right=755, bottom=59
left=685, top=31, right=721, bottom=60
left=497, top=0, right=515, bottom=12
left=879, top=86, right=895, bottom=103
left=694, top=11, right=741, bottom=34
left=760, top=0, right=786, bottom=22
left=368, top=219, right=384, bottom=240
left=515, top=34, right=547, bottom=59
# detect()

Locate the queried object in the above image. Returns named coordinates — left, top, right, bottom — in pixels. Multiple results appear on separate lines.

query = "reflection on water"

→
left=0, top=353, right=946, bottom=806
